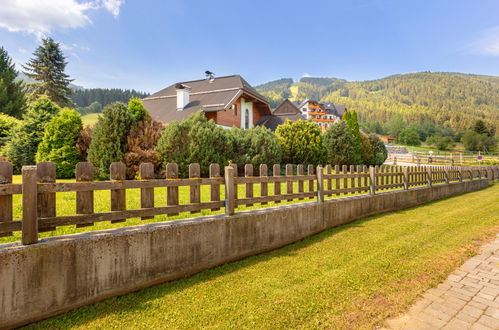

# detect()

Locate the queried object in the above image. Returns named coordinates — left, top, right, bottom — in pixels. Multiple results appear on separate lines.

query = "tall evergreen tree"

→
left=22, top=38, right=73, bottom=107
left=87, top=102, right=134, bottom=179
left=0, top=47, right=27, bottom=117
left=343, top=111, right=362, bottom=164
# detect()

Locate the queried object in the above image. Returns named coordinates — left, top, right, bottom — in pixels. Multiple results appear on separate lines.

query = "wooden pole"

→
left=316, top=166, right=324, bottom=202
left=0, top=162, right=13, bottom=237
left=225, top=166, right=235, bottom=215
left=139, top=162, right=154, bottom=220
left=22, top=166, right=38, bottom=245
left=369, top=166, right=376, bottom=195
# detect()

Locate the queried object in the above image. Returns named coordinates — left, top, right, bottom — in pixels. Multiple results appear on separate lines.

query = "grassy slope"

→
left=24, top=183, right=499, bottom=329
left=81, top=113, right=100, bottom=126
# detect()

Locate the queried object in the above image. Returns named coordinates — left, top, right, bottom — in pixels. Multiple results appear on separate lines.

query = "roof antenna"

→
left=205, top=70, right=215, bottom=82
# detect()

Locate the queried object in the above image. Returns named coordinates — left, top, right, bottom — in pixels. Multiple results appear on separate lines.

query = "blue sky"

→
left=1, top=0, right=499, bottom=93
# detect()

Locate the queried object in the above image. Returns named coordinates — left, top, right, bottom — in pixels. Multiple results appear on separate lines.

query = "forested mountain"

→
left=70, top=88, right=149, bottom=108
left=256, top=72, right=499, bottom=134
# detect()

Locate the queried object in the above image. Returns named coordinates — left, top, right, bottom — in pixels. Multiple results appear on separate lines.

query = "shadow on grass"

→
left=24, top=183, right=495, bottom=328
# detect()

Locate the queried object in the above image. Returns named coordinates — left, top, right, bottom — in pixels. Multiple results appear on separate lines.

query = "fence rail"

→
left=0, top=161, right=498, bottom=245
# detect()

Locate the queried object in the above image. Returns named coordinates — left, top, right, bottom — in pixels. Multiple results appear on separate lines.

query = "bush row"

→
left=0, top=96, right=387, bottom=179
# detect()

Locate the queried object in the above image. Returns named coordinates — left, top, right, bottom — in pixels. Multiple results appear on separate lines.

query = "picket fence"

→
left=0, top=161, right=498, bottom=245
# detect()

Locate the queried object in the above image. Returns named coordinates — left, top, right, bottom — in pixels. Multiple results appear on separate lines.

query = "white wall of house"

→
left=240, top=98, right=254, bottom=129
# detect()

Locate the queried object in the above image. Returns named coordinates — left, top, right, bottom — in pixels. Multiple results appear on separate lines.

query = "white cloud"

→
left=0, top=0, right=124, bottom=37
left=468, top=26, right=499, bottom=56
left=102, top=0, right=124, bottom=18
left=301, top=73, right=312, bottom=78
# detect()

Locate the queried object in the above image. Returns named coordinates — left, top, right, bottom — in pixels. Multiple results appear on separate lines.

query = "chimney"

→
left=176, top=83, right=191, bottom=111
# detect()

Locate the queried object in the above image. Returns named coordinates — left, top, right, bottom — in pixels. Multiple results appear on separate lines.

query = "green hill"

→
left=256, top=72, right=499, bottom=134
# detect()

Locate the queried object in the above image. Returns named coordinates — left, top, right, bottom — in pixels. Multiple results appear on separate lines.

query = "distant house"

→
left=259, top=99, right=347, bottom=131
left=256, top=99, right=304, bottom=130
left=378, top=135, right=397, bottom=145
left=142, top=75, right=272, bottom=129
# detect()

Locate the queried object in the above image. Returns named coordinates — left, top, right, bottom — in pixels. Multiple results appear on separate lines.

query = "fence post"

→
left=110, top=162, right=126, bottom=223
left=209, top=164, right=221, bottom=211
left=369, top=166, right=376, bottom=195
left=286, top=164, right=293, bottom=201
left=444, top=166, right=450, bottom=184
left=0, top=162, right=13, bottom=237
left=225, top=166, right=235, bottom=215
left=427, top=167, right=432, bottom=187
left=189, top=163, right=201, bottom=213
left=139, top=162, right=154, bottom=220
left=316, top=166, right=324, bottom=202
left=37, top=162, right=56, bottom=232
left=22, top=166, right=38, bottom=245
left=273, top=164, right=281, bottom=204
left=403, top=166, right=409, bottom=190
left=260, top=164, right=268, bottom=205
left=76, top=162, right=95, bottom=226
left=166, top=163, right=179, bottom=216
left=244, top=164, right=253, bottom=206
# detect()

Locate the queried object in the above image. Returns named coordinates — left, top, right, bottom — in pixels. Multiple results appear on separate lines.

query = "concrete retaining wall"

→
left=0, top=179, right=489, bottom=329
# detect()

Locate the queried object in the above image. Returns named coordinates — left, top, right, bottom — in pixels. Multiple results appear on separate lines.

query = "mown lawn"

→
left=23, top=183, right=499, bottom=329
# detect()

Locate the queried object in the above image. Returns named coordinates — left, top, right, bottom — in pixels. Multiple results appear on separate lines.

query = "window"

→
left=245, top=109, right=250, bottom=129
left=232, top=104, right=238, bottom=116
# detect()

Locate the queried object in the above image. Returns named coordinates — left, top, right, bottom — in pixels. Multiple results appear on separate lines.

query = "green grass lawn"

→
left=81, top=113, right=101, bottom=126
left=22, top=183, right=499, bottom=329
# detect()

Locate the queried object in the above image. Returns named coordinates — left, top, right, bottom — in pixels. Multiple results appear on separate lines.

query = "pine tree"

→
left=22, top=38, right=73, bottom=107
left=0, top=47, right=27, bottom=117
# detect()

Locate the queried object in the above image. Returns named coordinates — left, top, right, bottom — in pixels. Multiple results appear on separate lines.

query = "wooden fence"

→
left=387, top=152, right=499, bottom=166
left=0, top=161, right=498, bottom=245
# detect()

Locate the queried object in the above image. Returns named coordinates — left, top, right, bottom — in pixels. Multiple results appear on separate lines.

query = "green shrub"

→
left=275, top=120, right=325, bottom=166
left=398, top=126, right=421, bottom=146
left=360, top=134, right=387, bottom=166
left=462, top=130, right=497, bottom=152
left=426, top=135, right=455, bottom=151
left=0, top=113, right=20, bottom=149
left=4, top=96, right=60, bottom=171
left=323, top=121, right=356, bottom=165
left=36, top=108, right=82, bottom=178
left=227, top=126, right=282, bottom=171
left=87, top=102, right=134, bottom=179
left=369, top=134, right=388, bottom=165
left=128, top=97, right=149, bottom=122
left=156, top=112, right=231, bottom=177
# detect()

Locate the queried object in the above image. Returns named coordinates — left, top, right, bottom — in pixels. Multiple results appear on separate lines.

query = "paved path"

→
left=385, top=235, right=499, bottom=330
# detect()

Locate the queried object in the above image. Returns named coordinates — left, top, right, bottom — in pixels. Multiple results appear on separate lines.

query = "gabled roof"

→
left=143, top=75, right=271, bottom=122
left=257, top=99, right=305, bottom=131
left=273, top=99, right=302, bottom=116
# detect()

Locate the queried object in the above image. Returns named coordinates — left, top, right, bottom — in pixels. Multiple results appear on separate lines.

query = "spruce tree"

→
left=0, top=47, right=27, bottom=117
left=87, top=102, right=134, bottom=179
left=22, top=38, right=73, bottom=107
